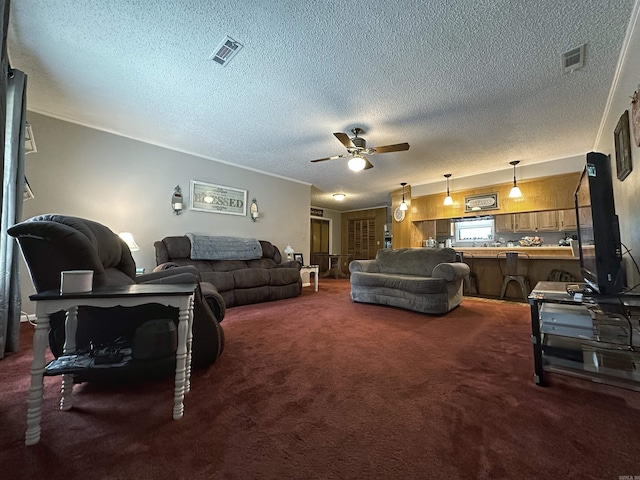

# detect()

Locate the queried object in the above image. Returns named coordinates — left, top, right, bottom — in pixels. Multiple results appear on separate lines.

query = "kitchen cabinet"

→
left=535, top=211, right=559, bottom=231
left=436, top=219, right=452, bottom=236
left=494, top=214, right=514, bottom=233
left=514, top=212, right=536, bottom=232
left=496, top=210, right=574, bottom=233
left=559, top=209, right=578, bottom=231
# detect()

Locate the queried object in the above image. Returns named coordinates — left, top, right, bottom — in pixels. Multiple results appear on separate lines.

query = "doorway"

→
left=310, top=217, right=330, bottom=272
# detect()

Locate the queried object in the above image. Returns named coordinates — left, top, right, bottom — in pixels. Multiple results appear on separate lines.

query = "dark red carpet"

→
left=1, top=279, right=639, bottom=479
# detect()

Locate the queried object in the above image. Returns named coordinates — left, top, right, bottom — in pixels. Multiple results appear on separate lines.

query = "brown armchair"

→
left=8, top=214, right=224, bottom=378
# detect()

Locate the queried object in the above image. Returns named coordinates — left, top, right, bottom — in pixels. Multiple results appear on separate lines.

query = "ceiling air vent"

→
left=210, top=36, right=243, bottom=66
left=561, top=44, right=585, bottom=74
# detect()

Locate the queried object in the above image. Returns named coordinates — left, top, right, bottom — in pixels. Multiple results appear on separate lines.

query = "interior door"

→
left=310, top=218, right=330, bottom=272
left=347, top=219, right=376, bottom=260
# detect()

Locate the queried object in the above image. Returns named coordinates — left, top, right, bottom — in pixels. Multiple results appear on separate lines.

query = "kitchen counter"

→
left=455, top=246, right=576, bottom=259
left=452, top=246, right=580, bottom=301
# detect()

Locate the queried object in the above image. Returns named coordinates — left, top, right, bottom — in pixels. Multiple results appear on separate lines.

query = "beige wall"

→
left=594, top=7, right=640, bottom=289
left=20, top=112, right=311, bottom=312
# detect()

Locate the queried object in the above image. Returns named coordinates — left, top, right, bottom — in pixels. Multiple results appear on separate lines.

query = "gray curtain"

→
left=0, top=68, right=27, bottom=358
left=1, top=0, right=27, bottom=357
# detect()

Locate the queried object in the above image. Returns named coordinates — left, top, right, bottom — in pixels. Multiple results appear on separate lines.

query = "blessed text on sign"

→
left=190, top=180, right=247, bottom=216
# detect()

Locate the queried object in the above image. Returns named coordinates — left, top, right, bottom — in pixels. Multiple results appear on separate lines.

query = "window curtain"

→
left=1, top=0, right=28, bottom=358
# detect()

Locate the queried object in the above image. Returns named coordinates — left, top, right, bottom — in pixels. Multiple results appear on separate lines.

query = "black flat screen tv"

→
left=574, top=152, right=624, bottom=295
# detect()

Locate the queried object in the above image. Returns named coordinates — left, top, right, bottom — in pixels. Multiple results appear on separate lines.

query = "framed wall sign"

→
left=190, top=180, right=247, bottom=216
left=464, top=193, right=498, bottom=212
left=614, top=110, right=632, bottom=181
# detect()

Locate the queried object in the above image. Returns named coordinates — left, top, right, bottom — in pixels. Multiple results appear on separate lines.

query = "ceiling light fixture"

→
left=509, top=160, right=523, bottom=198
left=348, top=154, right=366, bottom=172
left=333, top=193, right=346, bottom=201
left=399, top=182, right=408, bottom=211
left=443, top=174, right=453, bottom=206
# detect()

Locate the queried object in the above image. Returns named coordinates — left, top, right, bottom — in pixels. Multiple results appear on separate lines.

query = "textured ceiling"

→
left=7, top=0, right=637, bottom=211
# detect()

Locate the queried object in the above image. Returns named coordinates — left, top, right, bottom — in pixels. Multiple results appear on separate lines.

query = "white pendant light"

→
left=348, top=154, right=366, bottom=172
left=509, top=160, right=523, bottom=198
left=443, top=174, right=453, bottom=205
left=399, top=182, right=408, bottom=210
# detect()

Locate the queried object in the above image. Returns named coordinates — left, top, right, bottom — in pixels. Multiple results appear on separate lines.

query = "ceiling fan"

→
left=310, top=128, right=410, bottom=171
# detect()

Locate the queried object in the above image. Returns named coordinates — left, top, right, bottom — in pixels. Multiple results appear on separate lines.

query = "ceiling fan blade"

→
left=310, top=153, right=349, bottom=163
left=333, top=132, right=354, bottom=149
left=363, top=156, right=374, bottom=170
left=372, top=142, right=410, bottom=154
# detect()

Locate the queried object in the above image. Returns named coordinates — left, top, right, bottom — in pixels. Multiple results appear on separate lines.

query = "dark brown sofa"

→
left=154, top=236, right=302, bottom=308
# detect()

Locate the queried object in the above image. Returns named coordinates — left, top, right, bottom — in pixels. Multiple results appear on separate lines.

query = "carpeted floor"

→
left=1, top=279, right=639, bottom=479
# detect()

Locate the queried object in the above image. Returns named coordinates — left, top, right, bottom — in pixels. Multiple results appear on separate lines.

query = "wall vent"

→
left=561, top=44, right=585, bottom=74
left=210, top=36, right=243, bottom=66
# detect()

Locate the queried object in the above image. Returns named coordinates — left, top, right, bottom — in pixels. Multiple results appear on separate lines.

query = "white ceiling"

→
left=8, top=0, right=638, bottom=211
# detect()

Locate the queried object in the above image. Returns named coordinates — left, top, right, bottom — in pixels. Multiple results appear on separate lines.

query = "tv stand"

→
left=529, top=281, right=640, bottom=391
left=565, top=283, right=592, bottom=295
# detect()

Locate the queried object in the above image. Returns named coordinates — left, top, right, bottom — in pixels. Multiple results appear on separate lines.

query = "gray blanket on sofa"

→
left=186, top=233, right=262, bottom=260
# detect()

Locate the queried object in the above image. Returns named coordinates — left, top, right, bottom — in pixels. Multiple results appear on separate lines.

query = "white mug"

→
left=60, top=270, right=94, bottom=294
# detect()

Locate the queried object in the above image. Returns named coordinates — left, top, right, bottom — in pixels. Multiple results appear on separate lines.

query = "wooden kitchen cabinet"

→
left=513, top=212, right=536, bottom=232
left=436, top=219, right=452, bottom=236
left=535, top=211, right=559, bottom=231
left=494, top=214, right=514, bottom=233
left=558, top=209, right=578, bottom=230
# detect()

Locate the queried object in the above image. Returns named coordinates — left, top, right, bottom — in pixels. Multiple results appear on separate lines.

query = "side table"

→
left=300, top=265, right=319, bottom=292
left=316, top=254, right=352, bottom=279
left=25, top=283, right=197, bottom=445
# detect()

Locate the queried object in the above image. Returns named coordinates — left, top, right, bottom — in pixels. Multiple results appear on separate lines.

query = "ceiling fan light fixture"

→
left=443, top=173, right=453, bottom=206
left=333, top=193, right=346, bottom=201
left=348, top=155, right=366, bottom=172
left=508, top=160, right=523, bottom=198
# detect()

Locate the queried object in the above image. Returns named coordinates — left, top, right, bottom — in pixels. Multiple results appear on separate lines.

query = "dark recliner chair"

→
left=8, top=214, right=225, bottom=380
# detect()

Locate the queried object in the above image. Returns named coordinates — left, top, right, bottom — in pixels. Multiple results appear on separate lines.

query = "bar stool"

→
left=497, top=251, right=530, bottom=302
left=456, top=251, right=478, bottom=295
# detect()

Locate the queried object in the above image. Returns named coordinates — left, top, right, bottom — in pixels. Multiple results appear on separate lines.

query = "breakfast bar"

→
left=455, top=246, right=581, bottom=300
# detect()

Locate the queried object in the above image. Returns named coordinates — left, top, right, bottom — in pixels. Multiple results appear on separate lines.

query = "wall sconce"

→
left=118, top=232, right=140, bottom=252
left=443, top=174, right=453, bottom=205
left=250, top=198, right=259, bottom=221
left=399, top=182, right=408, bottom=211
left=508, top=161, right=523, bottom=198
left=172, top=185, right=183, bottom=215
